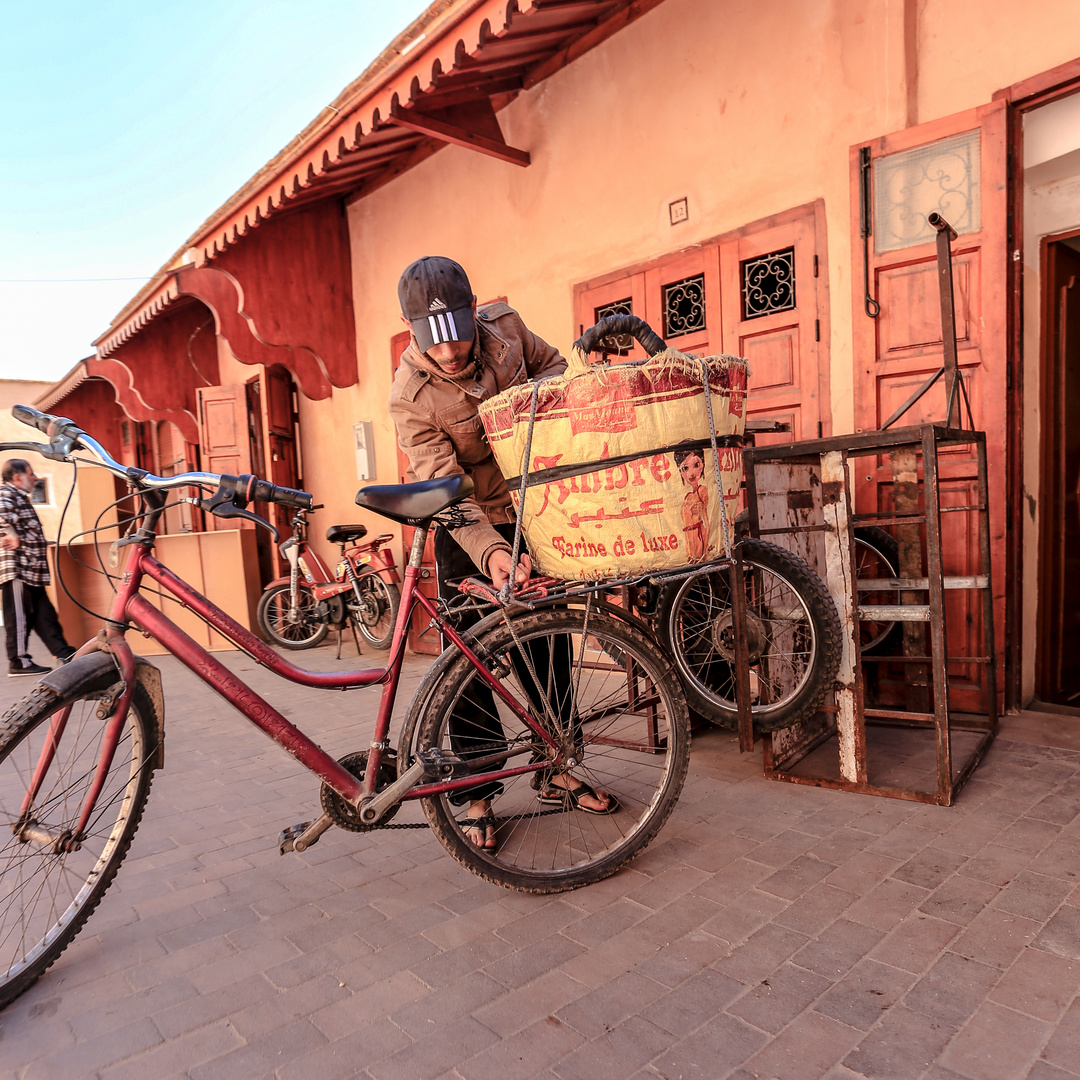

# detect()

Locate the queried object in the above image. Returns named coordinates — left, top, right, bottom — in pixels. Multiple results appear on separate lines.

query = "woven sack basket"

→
left=478, top=345, right=748, bottom=581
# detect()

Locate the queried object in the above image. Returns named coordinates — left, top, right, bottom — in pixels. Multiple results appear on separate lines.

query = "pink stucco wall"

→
left=278, top=0, right=1080, bottom=636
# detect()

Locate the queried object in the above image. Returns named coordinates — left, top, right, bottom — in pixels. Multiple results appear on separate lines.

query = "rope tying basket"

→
left=478, top=342, right=748, bottom=581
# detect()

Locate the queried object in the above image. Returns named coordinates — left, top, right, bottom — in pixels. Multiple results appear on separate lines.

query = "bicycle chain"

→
left=365, top=805, right=569, bottom=831
left=323, top=742, right=573, bottom=831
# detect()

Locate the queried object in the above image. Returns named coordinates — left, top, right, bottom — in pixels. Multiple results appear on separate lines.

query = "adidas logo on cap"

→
left=428, top=297, right=447, bottom=312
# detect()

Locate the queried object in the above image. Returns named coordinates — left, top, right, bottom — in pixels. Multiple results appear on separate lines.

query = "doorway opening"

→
left=1022, top=86, right=1080, bottom=706
left=1036, top=229, right=1080, bottom=704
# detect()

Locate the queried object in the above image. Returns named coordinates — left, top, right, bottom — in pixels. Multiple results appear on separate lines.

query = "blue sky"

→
left=0, top=0, right=430, bottom=382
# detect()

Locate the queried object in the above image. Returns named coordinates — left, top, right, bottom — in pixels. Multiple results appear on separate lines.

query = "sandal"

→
left=461, top=813, right=498, bottom=850
left=537, top=780, right=620, bottom=815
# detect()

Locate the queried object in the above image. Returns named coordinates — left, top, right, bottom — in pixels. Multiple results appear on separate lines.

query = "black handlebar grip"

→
left=573, top=315, right=667, bottom=358
left=250, top=477, right=314, bottom=510
left=12, top=405, right=55, bottom=434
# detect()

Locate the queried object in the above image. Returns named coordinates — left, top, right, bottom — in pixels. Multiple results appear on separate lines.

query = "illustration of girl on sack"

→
left=674, top=447, right=710, bottom=561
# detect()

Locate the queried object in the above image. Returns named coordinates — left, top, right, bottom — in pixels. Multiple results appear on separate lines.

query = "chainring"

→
left=320, top=750, right=400, bottom=831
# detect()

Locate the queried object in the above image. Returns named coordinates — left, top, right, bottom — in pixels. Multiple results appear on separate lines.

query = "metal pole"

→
left=928, top=213, right=961, bottom=430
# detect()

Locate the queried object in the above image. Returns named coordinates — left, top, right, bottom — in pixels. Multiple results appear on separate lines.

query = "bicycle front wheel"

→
left=0, top=680, right=157, bottom=1009
left=410, top=609, right=690, bottom=893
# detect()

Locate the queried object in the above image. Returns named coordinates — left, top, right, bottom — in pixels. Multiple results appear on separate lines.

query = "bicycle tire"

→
left=352, top=577, right=400, bottom=650
left=256, top=582, right=329, bottom=649
left=395, top=598, right=667, bottom=766
left=407, top=608, right=690, bottom=893
left=853, top=526, right=902, bottom=655
left=0, top=680, right=157, bottom=1009
left=656, top=539, right=841, bottom=733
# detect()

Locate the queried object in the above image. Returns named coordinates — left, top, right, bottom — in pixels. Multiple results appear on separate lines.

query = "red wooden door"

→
left=574, top=274, right=651, bottom=360
left=575, top=250, right=721, bottom=361
left=261, top=365, right=301, bottom=563
left=850, top=101, right=1008, bottom=711
left=390, top=330, right=441, bottom=655
left=720, top=205, right=831, bottom=447
left=574, top=206, right=828, bottom=442
left=197, top=384, right=253, bottom=532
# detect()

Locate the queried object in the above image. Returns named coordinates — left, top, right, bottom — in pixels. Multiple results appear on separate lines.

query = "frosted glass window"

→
left=873, top=130, right=981, bottom=253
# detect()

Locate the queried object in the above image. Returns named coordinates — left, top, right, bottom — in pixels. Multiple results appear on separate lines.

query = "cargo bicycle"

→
left=0, top=405, right=691, bottom=1009
left=484, top=314, right=844, bottom=737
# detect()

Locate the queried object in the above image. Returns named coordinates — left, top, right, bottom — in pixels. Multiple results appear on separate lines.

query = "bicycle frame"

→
left=31, top=513, right=563, bottom=836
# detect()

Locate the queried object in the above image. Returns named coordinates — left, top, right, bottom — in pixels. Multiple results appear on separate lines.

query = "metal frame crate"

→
left=743, top=423, right=997, bottom=805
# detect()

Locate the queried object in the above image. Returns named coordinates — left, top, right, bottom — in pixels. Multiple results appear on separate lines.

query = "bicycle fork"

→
left=17, top=645, right=137, bottom=854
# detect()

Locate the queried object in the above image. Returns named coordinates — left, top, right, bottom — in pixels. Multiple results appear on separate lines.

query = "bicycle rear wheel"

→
left=409, top=609, right=690, bottom=893
left=256, top=582, right=329, bottom=649
left=657, top=538, right=841, bottom=732
left=351, top=576, right=400, bottom=650
left=0, top=681, right=156, bottom=1009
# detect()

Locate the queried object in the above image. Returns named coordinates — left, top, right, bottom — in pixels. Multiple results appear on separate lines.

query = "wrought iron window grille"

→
left=662, top=274, right=706, bottom=338
left=741, top=248, right=796, bottom=320
left=593, top=298, right=634, bottom=353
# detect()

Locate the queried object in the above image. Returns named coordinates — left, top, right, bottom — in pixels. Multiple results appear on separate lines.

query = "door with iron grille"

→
left=574, top=202, right=830, bottom=446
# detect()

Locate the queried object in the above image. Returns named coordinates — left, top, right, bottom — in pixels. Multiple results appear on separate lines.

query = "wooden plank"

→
left=820, top=450, right=863, bottom=784
left=388, top=102, right=530, bottom=166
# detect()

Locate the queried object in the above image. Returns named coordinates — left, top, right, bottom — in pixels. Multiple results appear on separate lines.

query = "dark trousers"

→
left=2, top=579, right=72, bottom=667
left=435, top=524, right=573, bottom=805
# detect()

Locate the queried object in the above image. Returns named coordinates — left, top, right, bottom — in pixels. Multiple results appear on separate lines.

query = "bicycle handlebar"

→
left=8, top=404, right=314, bottom=514
left=235, top=475, right=314, bottom=510
left=11, top=404, right=55, bottom=435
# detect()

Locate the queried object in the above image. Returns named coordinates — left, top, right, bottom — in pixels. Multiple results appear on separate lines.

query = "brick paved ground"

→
left=2, top=640, right=1080, bottom=1080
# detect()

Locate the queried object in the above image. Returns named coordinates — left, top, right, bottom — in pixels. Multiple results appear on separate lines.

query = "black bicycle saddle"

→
left=354, top=475, right=475, bottom=526
left=326, top=524, right=368, bottom=544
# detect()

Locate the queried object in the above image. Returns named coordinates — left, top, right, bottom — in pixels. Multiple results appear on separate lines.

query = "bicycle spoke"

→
left=412, top=609, right=690, bottom=892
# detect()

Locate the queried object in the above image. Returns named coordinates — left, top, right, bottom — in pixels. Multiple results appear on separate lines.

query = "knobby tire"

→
left=657, top=538, right=841, bottom=733
left=404, top=609, right=690, bottom=893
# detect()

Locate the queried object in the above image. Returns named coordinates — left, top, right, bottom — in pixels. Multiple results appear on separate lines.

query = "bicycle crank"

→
left=321, top=750, right=401, bottom=831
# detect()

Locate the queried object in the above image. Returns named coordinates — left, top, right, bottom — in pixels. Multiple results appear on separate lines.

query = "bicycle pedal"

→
left=278, top=821, right=314, bottom=855
left=415, top=747, right=470, bottom=779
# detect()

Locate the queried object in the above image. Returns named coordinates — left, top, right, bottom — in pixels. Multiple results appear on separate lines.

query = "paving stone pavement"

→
left=2, top=639, right=1080, bottom=1080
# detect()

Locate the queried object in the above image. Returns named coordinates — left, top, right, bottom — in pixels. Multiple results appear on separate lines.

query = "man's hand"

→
left=487, top=550, right=532, bottom=591
left=0, top=536, right=19, bottom=551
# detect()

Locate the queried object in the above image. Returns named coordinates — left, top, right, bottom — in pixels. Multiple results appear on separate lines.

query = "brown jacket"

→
left=389, top=301, right=566, bottom=573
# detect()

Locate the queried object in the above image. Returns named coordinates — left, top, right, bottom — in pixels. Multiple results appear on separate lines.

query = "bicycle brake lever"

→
left=207, top=502, right=280, bottom=541
left=0, top=440, right=69, bottom=461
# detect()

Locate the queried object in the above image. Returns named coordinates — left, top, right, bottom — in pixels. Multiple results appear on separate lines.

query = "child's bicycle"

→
left=0, top=406, right=690, bottom=1009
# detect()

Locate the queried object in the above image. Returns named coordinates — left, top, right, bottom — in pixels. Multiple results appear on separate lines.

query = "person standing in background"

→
left=0, top=459, right=75, bottom=676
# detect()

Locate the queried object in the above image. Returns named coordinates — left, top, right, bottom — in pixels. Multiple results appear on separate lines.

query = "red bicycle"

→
left=0, top=406, right=690, bottom=1008
left=256, top=505, right=400, bottom=651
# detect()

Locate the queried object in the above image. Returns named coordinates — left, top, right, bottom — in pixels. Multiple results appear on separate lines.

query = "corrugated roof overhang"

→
left=98, top=0, right=666, bottom=355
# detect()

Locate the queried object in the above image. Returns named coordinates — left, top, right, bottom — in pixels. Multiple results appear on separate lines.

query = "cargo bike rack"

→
left=741, top=214, right=998, bottom=805
left=470, top=313, right=837, bottom=756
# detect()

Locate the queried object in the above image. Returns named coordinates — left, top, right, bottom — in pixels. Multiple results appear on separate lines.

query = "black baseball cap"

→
left=398, top=256, right=476, bottom=353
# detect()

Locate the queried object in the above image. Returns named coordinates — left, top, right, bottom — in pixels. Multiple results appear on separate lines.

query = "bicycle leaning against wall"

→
left=0, top=405, right=691, bottom=1009
left=256, top=504, right=401, bottom=652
